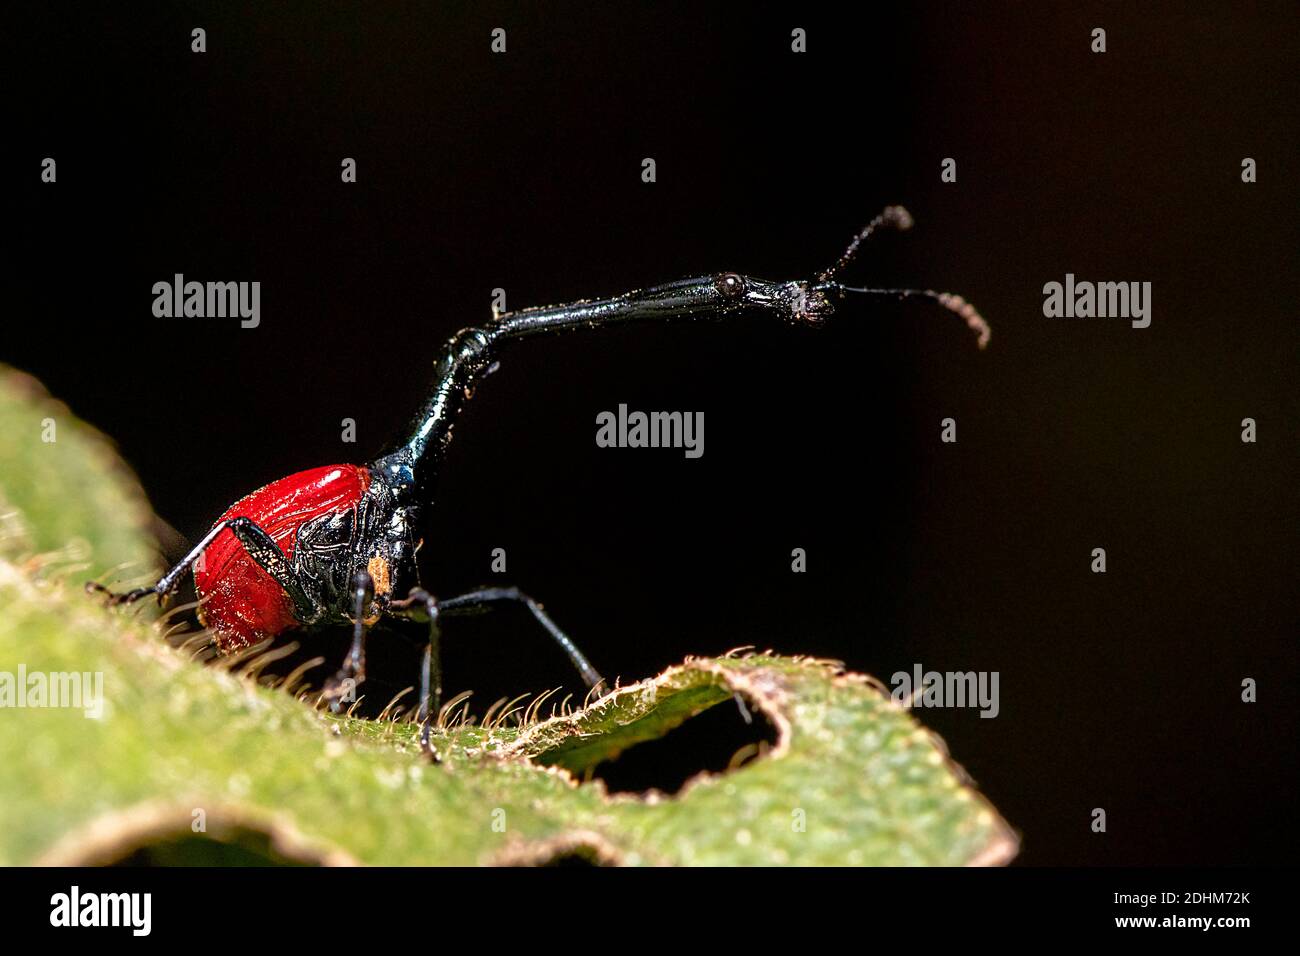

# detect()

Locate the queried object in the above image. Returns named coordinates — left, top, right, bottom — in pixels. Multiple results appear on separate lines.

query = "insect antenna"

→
left=816, top=205, right=990, bottom=349
left=834, top=284, right=991, bottom=349
left=817, top=205, right=915, bottom=283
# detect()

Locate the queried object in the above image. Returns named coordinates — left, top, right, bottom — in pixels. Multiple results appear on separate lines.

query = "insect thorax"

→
left=293, top=481, right=420, bottom=621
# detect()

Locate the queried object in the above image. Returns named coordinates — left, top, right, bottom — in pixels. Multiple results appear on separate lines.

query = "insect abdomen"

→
left=194, top=464, right=371, bottom=651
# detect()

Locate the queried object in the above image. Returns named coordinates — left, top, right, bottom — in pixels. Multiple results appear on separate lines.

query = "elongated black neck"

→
left=377, top=273, right=818, bottom=493
left=393, top=325, right=500, bottom=491
left=494, top=275, right=747, bottom=338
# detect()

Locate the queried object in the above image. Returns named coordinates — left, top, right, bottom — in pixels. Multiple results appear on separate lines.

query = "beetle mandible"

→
left=89, top=206, right=989, bottom=760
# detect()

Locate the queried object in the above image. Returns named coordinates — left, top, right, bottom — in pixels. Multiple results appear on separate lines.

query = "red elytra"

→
left=194, top=464, right=371, bottom=651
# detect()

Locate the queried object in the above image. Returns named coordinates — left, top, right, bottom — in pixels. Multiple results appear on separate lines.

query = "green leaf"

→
left=0, top=366, right=1017, bottom=866
left=0, top=364, right=158, bottom=582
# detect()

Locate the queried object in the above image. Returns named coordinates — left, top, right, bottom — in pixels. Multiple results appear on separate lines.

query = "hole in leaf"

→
left=37, top=805, right=354, bottom=867
left=587, top=693, right=779, bottom=796
left=539, top=850, right=604, bottom=867
left=108, top=829, right=322, bottom=866
left=492, top=833, right=624, bottom=866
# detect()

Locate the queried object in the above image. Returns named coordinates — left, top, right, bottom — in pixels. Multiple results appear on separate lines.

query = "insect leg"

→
left=223, top=518, right=321, bottom=619
left=322, top=571, right=374, bottom=713
left=389, top=587, right=442, bottom=761
left=86, top=519, right=233, bottom=605
left=437, top=586, right=605, bottom=693
left=87, top=515, right=319, bottom=620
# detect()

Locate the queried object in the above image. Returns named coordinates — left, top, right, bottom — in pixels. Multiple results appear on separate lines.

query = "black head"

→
left=713, top=272, right=836, bottom=325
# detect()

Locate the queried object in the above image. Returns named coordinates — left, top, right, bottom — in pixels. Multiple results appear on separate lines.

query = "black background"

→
left=9, top=2, right=1297, bottom=866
